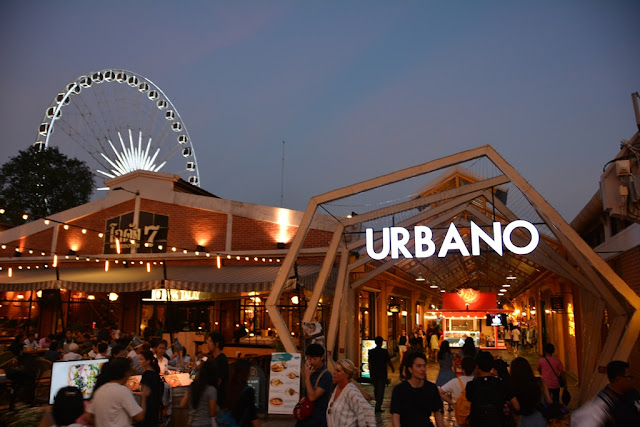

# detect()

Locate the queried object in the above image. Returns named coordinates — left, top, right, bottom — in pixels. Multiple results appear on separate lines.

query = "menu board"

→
left=267, top=352, right=301, bottom=415
left=360, top=340, right=387, bottom=379
left=49, top=359, right=108, bottom=404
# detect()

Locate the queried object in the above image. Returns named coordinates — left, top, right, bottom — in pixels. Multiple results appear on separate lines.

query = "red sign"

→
left=442, top=291, right=497, bottom=310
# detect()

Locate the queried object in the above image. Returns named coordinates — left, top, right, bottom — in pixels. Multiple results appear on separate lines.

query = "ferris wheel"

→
left=34, top=69, right=200, bottom=188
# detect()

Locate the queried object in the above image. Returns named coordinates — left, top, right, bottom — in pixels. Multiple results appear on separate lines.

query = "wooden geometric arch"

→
left=266, top=145, right=640, bottom=400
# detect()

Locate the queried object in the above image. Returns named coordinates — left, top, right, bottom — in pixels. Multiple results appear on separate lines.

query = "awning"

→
left=0, top=264, right=337, bottom=294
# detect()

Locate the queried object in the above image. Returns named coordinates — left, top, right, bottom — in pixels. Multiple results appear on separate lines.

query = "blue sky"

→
left=1, top=1, right=638, bottom=221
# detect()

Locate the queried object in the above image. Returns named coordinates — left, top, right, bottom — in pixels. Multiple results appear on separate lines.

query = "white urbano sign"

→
left=365, top=220, right=539, bottom=260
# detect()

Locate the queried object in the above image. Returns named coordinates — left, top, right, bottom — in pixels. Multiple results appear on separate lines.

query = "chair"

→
left=0, top=351, right=15, bottom=368
left=33, top=358, right=52, bottom=404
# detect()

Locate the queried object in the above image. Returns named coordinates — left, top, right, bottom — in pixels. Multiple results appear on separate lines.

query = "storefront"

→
left=0, top=170, right=337, bottom=350
left=439, top=290, right=507, bottom=350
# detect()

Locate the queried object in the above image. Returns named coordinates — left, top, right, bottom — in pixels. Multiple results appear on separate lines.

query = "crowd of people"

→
left=5, top=328, right=259, bottom=427
left=382, top=335, right=639, bottom=427
left=4, top=325, right=640, bottom=427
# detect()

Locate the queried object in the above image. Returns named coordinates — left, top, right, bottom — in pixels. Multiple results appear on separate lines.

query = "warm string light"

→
left=1, top=208, right=285, bottom=270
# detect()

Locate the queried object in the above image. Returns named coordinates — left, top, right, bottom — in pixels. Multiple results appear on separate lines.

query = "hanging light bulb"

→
left=53, top=254, right=58, bottom=267
left=7, top=267, right=12, bottom=277
left=146, top=262, right=151, bottom=273
left=115, top=238, right=121, bottom=254
left=415, top=272, right=426, bottom=282
left=216, top=255, right=221, bottom=269
left=105, top=260, right=109, bottom=272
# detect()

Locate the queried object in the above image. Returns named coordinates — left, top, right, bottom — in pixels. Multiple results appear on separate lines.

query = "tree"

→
left=0, top=146, right=95, bottom=225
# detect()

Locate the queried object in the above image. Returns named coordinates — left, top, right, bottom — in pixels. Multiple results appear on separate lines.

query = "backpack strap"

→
left=314, top=369, right=328, bottom=389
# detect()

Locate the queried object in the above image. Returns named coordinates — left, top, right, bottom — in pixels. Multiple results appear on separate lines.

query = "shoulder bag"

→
left=293, top=369, right=328, bottom=421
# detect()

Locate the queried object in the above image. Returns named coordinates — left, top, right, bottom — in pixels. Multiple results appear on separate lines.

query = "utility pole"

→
left=280, top=141, right=285, bottom=207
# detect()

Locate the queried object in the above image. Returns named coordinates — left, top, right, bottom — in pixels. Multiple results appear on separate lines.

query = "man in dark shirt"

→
left=598, top=360, right=640, bottom=426
left=466, top=351, right=519, bottom=427
left=296, top=343, right=333, bottom=427
left=207, top=332, right=229, bottom=406
left=391, top=350, right=444, bottom=427
left=369, top=336, right=394, bottom=412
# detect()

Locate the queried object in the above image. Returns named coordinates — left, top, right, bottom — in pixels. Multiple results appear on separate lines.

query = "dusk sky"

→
left=1, top=1, right=638, bottom=221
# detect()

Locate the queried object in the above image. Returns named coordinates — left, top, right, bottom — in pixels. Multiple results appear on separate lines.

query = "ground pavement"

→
left=259, top=346, right=580, bottom=426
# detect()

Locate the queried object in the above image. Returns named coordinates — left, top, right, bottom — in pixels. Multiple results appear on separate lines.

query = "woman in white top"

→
left=326, top=359, right=376, bottom=427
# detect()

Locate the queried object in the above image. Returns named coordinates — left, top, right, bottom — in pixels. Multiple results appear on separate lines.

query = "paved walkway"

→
left=259, top=346, right=580, bottom=426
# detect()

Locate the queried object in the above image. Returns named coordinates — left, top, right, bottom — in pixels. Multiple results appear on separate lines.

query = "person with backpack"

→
left=465, top=351, right=519, bottom=427
left=180, top=359, right=218, bottom=427
left=439, top=356, right=476, bottom=427
left=571, top=360, right=640, bottom=426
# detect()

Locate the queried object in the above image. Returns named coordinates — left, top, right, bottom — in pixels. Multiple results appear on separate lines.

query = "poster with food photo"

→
left=267, top=352, right=301, bottom=415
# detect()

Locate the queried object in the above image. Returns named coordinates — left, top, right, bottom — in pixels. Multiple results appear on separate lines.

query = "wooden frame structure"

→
left=266, top=145, right=640, bottom=400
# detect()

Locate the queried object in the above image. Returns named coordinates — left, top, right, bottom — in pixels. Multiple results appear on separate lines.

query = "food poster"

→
left=267, top=352, right=301, bottom=414
left=360, top=340, right=387, bottom=379
left=303, top=321, right=325, bottom=349
left=49, top=359, right=108, bottom=404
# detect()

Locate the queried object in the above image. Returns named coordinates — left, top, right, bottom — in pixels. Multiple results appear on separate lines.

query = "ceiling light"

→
left=415, top=272, right=426, bottom=282
left=429, top=284, right=438, bottom=289
left=503, top=284, right=510, bottom=287
left=506, top=274, right=517, bottom=280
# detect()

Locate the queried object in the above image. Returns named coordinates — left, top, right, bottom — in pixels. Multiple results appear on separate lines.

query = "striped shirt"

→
left=326, top=382, right=376, bottom=427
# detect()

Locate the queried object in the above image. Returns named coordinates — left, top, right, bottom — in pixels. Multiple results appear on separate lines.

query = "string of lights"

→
left=0, top=206, right=283, bottom=276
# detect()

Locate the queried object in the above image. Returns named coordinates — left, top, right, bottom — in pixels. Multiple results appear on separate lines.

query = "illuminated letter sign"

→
left=365, top=220, right=539, bottom=259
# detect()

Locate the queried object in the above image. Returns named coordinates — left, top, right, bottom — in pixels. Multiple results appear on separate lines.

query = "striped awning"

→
left=0, top=264, right=337, bottom=294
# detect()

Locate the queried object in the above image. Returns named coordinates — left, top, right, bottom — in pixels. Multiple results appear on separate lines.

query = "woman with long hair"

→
left=221, top=359, right=259, bottom=427
left=435, top=341, right=456, bottom=386
left=458, top=337, right=478, bottom=359
left=510, top=356, right=552, bottom=427
left=326, top=359, right=376, bottom=427
left=180, top=359, right=218, bottom=427
left=135, top=350, right=164, bottom=427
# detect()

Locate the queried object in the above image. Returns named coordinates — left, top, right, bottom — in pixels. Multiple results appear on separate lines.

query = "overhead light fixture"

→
left=440, top=289, right=446, bottom=293
left=429, top=284, right=438, bottom=289
left=506, top=273, right=517, bottom=280
left=503, top=284, right=510, bottom=287
left=401, top=310, right=408, bottom=317
left=415, top=272, right=426, bottom=282
left=291, top=295, right=299, bottom=305
left=196, top=245, right=205, bottom=253
left=500, top=289, right=507, bottom=293
left=276, top=242, right=285, bottom=249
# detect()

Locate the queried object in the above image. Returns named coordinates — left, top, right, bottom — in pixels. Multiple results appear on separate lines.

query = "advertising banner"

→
left=267, top=352, right=301, bottom=415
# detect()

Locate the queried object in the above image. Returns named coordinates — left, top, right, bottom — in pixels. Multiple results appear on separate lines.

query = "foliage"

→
left=0, top=146, right=94, bottom=224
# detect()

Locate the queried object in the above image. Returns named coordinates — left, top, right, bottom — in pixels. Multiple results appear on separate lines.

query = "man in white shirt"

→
left=23, top=332, right=40, bottom=349
left=511, top=327, right=521, bottom=353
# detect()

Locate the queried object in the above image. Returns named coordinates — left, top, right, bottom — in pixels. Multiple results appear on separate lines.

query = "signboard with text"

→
left=103, top=211, right=168, bottom=254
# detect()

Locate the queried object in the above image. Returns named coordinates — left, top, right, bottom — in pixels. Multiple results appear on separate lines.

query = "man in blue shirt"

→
left=296, top=343, right=333, bottom=427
